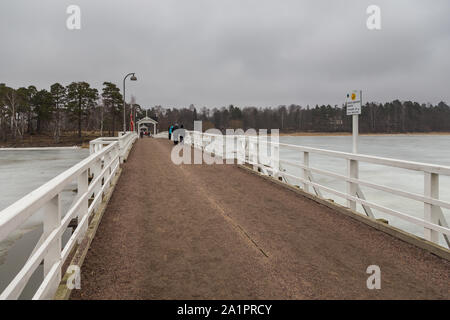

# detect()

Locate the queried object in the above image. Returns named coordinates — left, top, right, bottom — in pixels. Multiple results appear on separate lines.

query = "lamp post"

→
left=123, top=73, right=137, bottom=132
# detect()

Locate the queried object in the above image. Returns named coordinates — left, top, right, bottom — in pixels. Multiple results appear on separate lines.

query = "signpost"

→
left=346, top=90, right=362, bottom=210
left=346, top=90, right=362, bottom=153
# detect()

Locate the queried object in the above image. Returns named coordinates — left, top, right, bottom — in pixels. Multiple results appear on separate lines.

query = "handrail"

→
left=198, top=132, right=450, bottom=175
left=0, top=132, right=137, bottom=300
left=184, top=130, right=450, bottom=248
left=90, top=131, right=137, bottom=163
left=0, top=143, right=116, bottom=242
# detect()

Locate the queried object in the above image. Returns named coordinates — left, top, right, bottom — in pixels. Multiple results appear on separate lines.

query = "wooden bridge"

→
left=0, top=132, right=449, bottom=299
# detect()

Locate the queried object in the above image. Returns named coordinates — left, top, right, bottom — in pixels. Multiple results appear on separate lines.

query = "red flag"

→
left=130, top=112, right=134, bottom=131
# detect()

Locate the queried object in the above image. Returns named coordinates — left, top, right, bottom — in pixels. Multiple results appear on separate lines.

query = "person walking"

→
left=173, top=124, right=179, bottom=145
left=179, top=124, right=185, bottom=144
left=169, top=125, right=173, bottom=140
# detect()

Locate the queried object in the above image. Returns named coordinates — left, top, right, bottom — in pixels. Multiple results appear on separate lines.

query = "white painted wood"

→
left=244, top=137, right=450, bottom=175
left=352, top=114, right=358, bottom=154
left=356, top=186, right=375, bottom=219
left=32, top=260, right=61, bottom=300
left=347, top=160, right=358, bottom=211
left=0, top=141, right=119, bottom=243
left=279, top=158, right=450, bottom=210
left=278, top=170, right=450, bottom=236
left=424, top=173, right=439, bottom=243
left=436, top=208, right=450, bottom=247
left=43, top=194, right=61, bottom=281
left=308, top=172, right=323, bottom=198
left=77, top=170, right=88, bottom=244
left=0, top=132, right=137, bottom=300
left=303, top=152, right=310, bottom=193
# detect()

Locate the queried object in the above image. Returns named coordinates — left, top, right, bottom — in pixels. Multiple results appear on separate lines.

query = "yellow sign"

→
left=346, top=90, right=362, bottom=115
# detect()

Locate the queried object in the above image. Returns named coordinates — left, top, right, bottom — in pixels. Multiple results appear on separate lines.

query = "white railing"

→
left=90, top=131, right=137, bottom=162
left=184, top=131, right=450, bottom=248
left=0, top=132, right=137, bottom=300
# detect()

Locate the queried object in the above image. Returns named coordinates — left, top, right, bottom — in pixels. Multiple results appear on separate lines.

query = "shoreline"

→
left=0, top=132, right=103, bottom=149
left=278, top=131, right=450, bottom=137
left=1, top=131, right=449, bottom=148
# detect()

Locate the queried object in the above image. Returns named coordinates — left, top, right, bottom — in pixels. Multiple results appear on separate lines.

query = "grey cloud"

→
left=0, top=0, right=449, bottom=108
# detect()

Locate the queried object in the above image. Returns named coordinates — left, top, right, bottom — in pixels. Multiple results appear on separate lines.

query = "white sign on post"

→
left=346, top=90, right=362, bottom=115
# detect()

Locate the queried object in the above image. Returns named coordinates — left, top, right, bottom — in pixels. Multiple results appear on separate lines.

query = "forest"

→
left=1, top=81, right=450, bottom=145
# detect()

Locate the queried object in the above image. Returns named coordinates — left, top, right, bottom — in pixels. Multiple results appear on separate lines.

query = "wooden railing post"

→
left=43, top=193, right=61, bottom=296
left=118, top=136, right=125, bottom=164
left=424, top=172, right=439, bottom=243
left=236, top=136, right=244, bottom=164
left=201, top=133, right=204, bottom=151
left=91, top=158, right=102, bottom=212
left=271, top=143, right=279, bottom=175
left=235, top=136, right=239, bottom=163
left=253, top=137, right=258, bottom=170
left=245, top=136, right=249, bottom=164
left=303, top=152, right=310, bottom=192
left=77, top=170, right=88, bottom=244
left=347, top=159, right=358, bottom=211
left=104, top=151, right=112, bottom=189
left=222, top=134, right=226, bottom=161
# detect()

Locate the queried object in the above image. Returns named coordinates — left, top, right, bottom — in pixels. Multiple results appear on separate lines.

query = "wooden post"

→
left=104, top=151, right=112, bottom=189
left=250, top=138, right=257, bottom=171
left=43, top=194, right=61, bottom=276
left=424, top=172, right=439, bottom=243
left=222, top=134, right=226, bottom=162
left=42, top=194, right=62, bottom=298
left=118, top=137, right=124, bottom=164
left=303, top=152, right=310, bottom=192
left=347, top=159, right=358, bottom=211
left=77, top=170, right=88, bottom=244
left=92, top=158, right=102, bottom=212
left=272, top=142, right=279, bottom=176
left=352, top=114, right=358, bottom=154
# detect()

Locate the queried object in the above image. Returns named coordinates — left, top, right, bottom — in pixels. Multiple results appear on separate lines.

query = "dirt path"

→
left=71, top=139, right=449, bottom=300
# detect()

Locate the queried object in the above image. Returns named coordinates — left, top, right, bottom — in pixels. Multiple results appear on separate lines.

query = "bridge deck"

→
left=71, top=139, right=449, bottom=299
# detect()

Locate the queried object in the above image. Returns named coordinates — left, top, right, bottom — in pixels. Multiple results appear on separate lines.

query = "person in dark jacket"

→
left=173, top=124, right=179, bottom=145
left=179, top=124, right=185, bottom=144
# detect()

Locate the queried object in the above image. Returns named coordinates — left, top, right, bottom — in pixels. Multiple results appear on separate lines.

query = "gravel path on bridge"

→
left=71, top=139, right=449, bottom=299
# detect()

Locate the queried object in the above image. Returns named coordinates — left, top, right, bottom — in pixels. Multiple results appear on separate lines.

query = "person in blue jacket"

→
left=168, top=125, right=174, bottom=140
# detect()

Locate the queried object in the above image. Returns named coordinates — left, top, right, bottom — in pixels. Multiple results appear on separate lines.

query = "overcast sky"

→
left=1, top=0, right=449, bottom=108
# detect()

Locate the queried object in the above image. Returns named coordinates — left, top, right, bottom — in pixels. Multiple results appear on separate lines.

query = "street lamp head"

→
left=130, top=74, right=137, bottom=81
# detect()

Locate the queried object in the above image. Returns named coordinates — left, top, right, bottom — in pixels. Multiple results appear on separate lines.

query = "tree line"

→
left=0, top=81, right=141, bottom=143
left=150, top=101, right=450, bottom=134
left=1, top=81, right=449, bottom=144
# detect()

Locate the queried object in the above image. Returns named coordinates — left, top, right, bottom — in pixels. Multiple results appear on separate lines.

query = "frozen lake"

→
left=0, top=148, right=90, bottom=211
